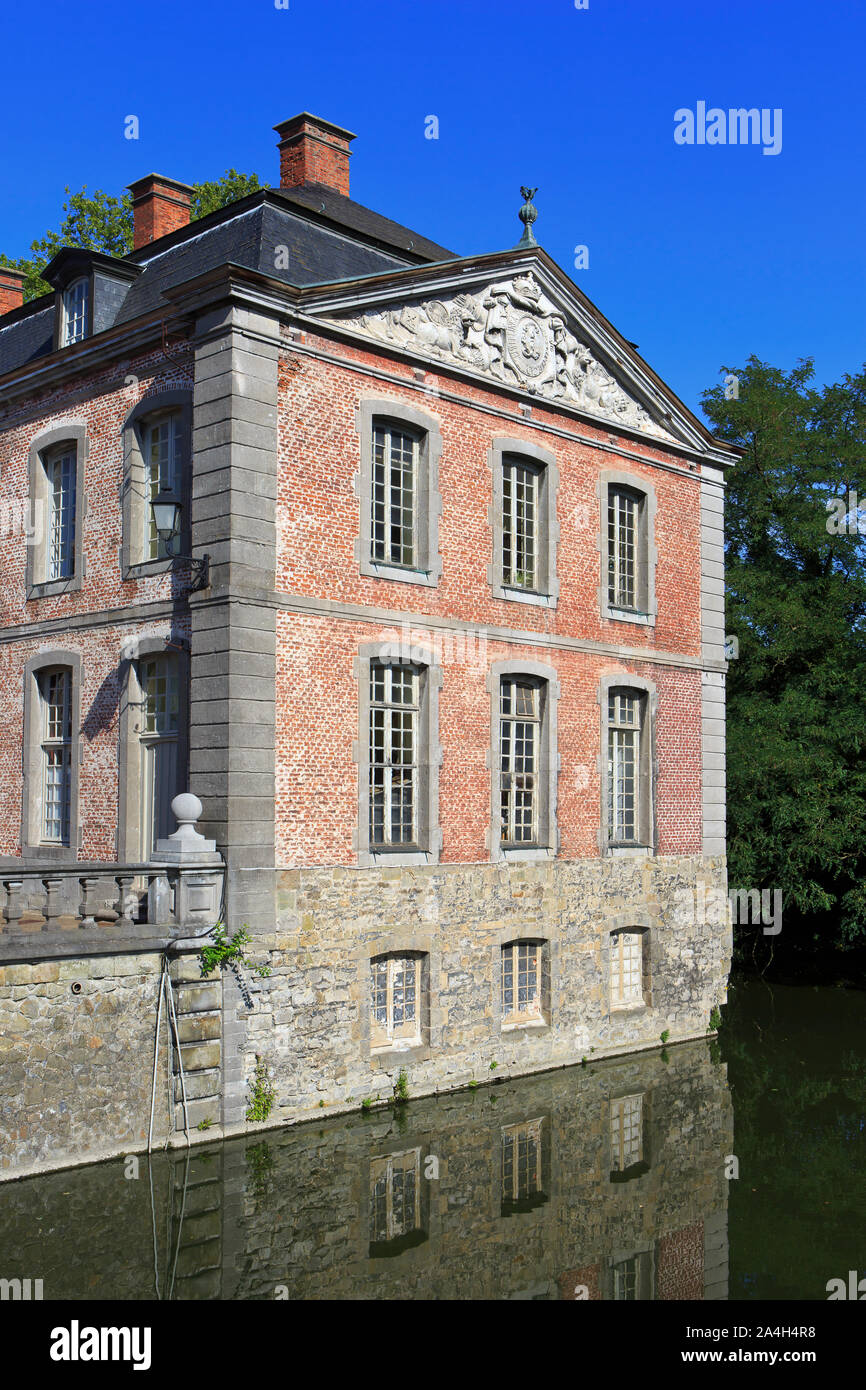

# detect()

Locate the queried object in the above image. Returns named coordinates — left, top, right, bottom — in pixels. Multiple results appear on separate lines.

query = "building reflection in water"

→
left=0, top=1039, right=731, bottom=1300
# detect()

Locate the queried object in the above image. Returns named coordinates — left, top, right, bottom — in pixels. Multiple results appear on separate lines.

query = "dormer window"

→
left=43, top=247, right=140, bottom=353
left=62, top=278, right=89, bottom=345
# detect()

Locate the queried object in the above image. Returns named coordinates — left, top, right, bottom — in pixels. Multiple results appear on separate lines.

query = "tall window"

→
left=607, top=487, right=641, bottom=609
left=607, top=688, right=643, bottom=843
left=144, top=414, right=183, bottom=560
left=140, top=656, right=181, bottom=856
left=371, top=422, right=419, bottom=568
left=610, top=929, right=644, bottom=1008
left=501, top=941, right=542, bottom=1025
left=40, top=669, right=72, bottom=843
left=502, top=456, right=539, bottom=590
left=47, top=447, right=77, bottom=581
left=500, top=677, right=541, bottom=845
left=62, top=279, right=89, bottom=346
left=370, top=1149, right=423, bottom=1248
left=369, top=663, right=420, bottom=848
left=371, top=954, right=422, bottom=1048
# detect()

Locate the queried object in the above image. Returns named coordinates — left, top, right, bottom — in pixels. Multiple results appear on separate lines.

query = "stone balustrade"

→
left=0, top=794, right=225, bottom=959
left=0, top=862, right=224, bottom=937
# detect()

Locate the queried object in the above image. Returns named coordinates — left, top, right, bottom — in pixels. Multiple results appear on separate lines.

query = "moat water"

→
left=1, top=977, right=864, bottom=1300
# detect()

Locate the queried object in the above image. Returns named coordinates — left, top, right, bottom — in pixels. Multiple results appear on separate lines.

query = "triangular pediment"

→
left=305, top=257, right=699, bottom=448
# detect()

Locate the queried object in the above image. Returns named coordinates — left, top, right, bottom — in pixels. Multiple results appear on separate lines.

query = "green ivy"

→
left=198, top=922, right=271, bottom=980
left=246, top=1055, right=275, bottom=1123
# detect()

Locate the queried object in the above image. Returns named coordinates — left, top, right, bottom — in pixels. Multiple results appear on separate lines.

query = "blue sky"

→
left=2, top=0, right=863, bottom=420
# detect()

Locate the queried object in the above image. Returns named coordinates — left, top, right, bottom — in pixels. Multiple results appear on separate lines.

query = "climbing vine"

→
left=246, top=1055, right=276, bottom=1123
left=198, top=923, right=271, bottom=980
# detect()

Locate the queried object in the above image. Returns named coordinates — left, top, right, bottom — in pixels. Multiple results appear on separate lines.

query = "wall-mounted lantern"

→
left=152, top=487, right=210, bottom=592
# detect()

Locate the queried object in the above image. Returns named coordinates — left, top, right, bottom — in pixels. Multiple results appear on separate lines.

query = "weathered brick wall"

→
left=276, top=339, right=703, bottom=654
left=0, top=619, right=189, bottom=859
left=657, top=1222, right=705, bottom=1299
left=275, top=612, right=702, bottom=866
left=0, top=354, right=192, bottom=861
left=0, top=351, right=192, bottom=625
left=274, top=341, right=707, bottom=868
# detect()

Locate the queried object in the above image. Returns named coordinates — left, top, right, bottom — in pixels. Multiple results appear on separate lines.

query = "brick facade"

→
left=0, top=113, right=737, bottom=1173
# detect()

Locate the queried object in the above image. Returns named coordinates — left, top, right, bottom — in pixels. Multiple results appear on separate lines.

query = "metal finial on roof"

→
left=517, top=186, right=539, bottom=247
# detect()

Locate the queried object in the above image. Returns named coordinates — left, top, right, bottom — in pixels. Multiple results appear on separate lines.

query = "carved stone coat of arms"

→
left=327, top=270, right=671, bottom=439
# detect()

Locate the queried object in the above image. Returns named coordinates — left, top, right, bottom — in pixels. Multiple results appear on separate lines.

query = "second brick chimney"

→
left=127, top=174, right=194, bottom=250
left=0, top=266, right=26, bottom=315
left=273, top=113, right=356, bottom=198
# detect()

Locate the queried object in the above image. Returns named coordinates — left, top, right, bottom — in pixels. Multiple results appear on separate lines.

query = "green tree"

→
left=702, top=357, right=866, bottom=965
left=1, top=170, right=266, bottom=302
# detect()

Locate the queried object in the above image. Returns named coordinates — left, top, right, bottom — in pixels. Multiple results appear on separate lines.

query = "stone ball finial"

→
left=171, top=792, right=203, bottom=835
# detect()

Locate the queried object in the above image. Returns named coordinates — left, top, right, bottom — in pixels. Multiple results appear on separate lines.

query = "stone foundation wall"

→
left=0, top=950, right=222, bottom=1179
left=234, top=853, right=730, bottom=1125
left=0, top=953, right=170, bottom=1177
left=0, top=854, right=730, bottom=1178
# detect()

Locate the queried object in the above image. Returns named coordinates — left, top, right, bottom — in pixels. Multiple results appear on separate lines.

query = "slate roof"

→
left=0, top=185, right=458, bottom=379
left=0, top=301, right=54, bottom=376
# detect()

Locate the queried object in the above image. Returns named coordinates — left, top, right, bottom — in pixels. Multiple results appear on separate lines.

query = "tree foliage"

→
left=1, top=170, right=266, bottom=301
left=702, top=357, right=866, bottom=961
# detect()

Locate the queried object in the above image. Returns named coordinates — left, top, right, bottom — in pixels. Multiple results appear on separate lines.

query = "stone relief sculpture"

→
left=327, top=270, right=672, bottom=439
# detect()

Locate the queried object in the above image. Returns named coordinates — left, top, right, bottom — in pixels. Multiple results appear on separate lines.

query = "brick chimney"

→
left=127, top=174, right=194, bottom=250
left=0, top=266, right=26, bottom=314
left=273, top=113, right=356, bottom=197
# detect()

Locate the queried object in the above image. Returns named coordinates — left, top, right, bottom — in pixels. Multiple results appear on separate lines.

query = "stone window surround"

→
left=601, top=913, right=655, bottom=1015
left=117, top=635, right=190, bottom=863
left=21, top=649, right=83, bottom=862
left=494, top=930, right=555, bottom=1033
left=120, top=389, right=193, bottom=579
left=354, top=396, right=443, bottom=587
left=487, top=659, right=560, bottom=863
left=368, top=949, right=430, bottom=1055
left=597, top=673, right=657, bottom=855
left=355, top=931, right=438, bottom=1066
left=597, top=468, right=658, bottom=627
left=25, top=422, right=87, bottom=600
left=352, top=639, right=442, bottom=867
left=488, top=436, right=560, bottom=607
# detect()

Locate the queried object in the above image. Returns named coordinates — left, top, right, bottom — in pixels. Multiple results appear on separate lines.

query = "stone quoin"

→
left=0, top=112, right=737, bottom=1177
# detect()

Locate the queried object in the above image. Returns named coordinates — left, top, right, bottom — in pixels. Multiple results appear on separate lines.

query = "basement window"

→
left=370, top=953, right=424, bottom=1050
left=610, top=928, right=647, bottom=1009
left=500, top=940, right=550, bottom=1028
